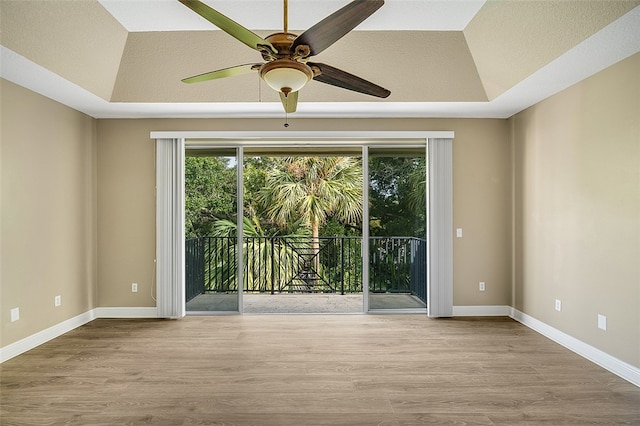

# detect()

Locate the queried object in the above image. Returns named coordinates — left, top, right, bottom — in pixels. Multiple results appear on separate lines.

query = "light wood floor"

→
left=1, top=315, right=639, bottom=425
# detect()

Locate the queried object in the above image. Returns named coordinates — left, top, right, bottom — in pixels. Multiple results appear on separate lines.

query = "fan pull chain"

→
left=284, top=95, right=290, bottom=128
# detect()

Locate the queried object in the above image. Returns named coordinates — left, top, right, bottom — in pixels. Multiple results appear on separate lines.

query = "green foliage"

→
left=242, top=157, right=275, bottom=232
left=185, top=156, right=236, bottom=238
left=369, top=156, right=426, bottom=237
left=185, top=154, right=426, bottom=239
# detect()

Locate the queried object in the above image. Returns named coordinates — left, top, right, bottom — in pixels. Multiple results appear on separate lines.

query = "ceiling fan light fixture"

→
left=260, top=60, right=313, bottom=95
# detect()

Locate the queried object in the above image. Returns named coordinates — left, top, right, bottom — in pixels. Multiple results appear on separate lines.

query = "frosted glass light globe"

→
left=260, top=60, right=313, bottom=94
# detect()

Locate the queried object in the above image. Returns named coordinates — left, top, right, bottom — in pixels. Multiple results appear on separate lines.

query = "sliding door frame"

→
left=362, top=146, right=370, bottom=313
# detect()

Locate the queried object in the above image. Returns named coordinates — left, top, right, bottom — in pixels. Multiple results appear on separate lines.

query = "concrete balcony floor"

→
left=186, top=293, right=426, bottom=314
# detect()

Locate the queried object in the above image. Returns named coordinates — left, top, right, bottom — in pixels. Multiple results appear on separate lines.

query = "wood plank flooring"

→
left=1, top=315, right=639, bottom=425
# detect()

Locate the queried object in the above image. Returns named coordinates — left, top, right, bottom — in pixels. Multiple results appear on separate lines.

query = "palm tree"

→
left=257, top=157, right=363, bottom=273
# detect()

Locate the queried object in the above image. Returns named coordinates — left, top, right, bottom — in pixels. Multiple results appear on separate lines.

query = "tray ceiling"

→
left=1, top=0, right=639, bottom=118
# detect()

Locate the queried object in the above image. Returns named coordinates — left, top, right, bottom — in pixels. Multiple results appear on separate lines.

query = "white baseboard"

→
left=93, top=307, right=158, bottom=318
left=0, top=310, right=96, bottom=363
left=1, top=307, right=158, bottom=363
left=453, top=305, right=512, bottom=316
left=510, top=308, right=640, bottom=387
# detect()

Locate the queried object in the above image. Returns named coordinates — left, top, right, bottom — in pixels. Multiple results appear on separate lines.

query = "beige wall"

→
left=452, top=119, right=512, bottom=305
left=96, top=117, right=512, bottom=308
left=1, top=80, right=97, bottom=347
left=511, top=52, right=640, bottom=367
left=96, top=120, right=156, bottom=307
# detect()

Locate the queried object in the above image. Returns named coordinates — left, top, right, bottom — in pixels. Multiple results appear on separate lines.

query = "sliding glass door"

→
left=184, top=148, right=239, bottom=313
left=367, top=147, right=427, bottom=311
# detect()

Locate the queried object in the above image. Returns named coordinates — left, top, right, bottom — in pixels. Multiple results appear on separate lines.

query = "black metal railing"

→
left=185, top=236, right=426, bottom=303
left=185, top=236, right=237, bottom=302
left=370, top=237, right=427, bottom=301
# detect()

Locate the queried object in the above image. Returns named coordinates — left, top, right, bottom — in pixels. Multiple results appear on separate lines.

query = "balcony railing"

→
left=186, top=236, right=426, bottom=303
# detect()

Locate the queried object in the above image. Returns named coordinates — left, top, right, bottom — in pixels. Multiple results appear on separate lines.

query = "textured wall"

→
left=1, top=80, right=97, bottom=347
left=511, top=52, right=640, bottom=367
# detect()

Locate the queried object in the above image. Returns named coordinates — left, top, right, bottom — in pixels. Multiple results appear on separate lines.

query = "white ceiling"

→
left=2, top=1, right=640, bottom=119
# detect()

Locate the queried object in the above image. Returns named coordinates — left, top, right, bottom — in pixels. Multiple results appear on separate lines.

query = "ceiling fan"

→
left=179, top=0, right=391, bottom=113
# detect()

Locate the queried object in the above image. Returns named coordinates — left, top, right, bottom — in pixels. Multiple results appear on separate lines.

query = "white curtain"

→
left=155, top=138, right=185, bottom=318
left=427, top=138, right=453, bottom=317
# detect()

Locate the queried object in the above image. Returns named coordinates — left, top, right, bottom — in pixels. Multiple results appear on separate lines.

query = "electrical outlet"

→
left=54, top=295, right=61, bottom=307
left=456, top=228, right=463, bottom=238
left=598, top=314, right=607, bottom=331
left=479, top=282, right=485, bottom=291
left=131, top=282, right=138, bottom=293
left=11, top=307, right=20, bottom=322
left=555, top=299, right=562, bottom=312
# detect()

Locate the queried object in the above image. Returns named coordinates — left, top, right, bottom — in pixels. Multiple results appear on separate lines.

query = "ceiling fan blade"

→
left=279, top=91, right=299, bottom=113
left=182, top=63, right=261, bottom=84
left=309, top=62, right=390, bottom=98
left=179, top=0, right=277, bottom=54
left=292, top=0, right=384, bottom=57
